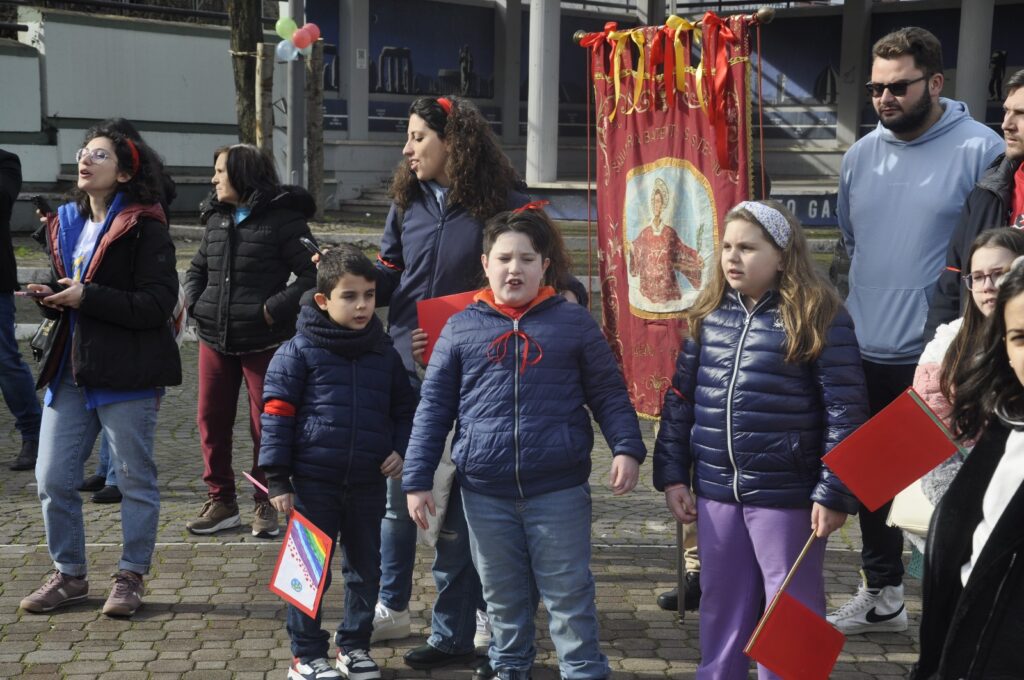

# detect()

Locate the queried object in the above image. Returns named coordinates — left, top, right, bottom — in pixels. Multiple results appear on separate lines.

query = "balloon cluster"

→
left=275, top=17, right=321, bottom=61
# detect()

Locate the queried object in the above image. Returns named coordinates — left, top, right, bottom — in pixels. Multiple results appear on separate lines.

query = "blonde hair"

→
left=687, top=200, right=841, bottom=363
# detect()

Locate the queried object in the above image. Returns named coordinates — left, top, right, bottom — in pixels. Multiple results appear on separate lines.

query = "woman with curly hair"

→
left=19, top=124, right=181, bottom=618
left=373, top=96, right=562, bottom=675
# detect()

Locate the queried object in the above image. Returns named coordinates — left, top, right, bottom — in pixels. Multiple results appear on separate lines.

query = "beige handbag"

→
left=886, top=478, right=933, bottom=537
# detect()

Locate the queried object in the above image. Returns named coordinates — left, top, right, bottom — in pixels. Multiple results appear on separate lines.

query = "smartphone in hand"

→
left=15, top=290, right=49, bottom=298
left=299, top=237, right=323, bottom=257
left=30, top=195, right=53, bottom=216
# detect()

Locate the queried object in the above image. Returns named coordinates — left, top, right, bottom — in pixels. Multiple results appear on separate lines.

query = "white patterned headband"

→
left=736, top=201, right=791, bottom=249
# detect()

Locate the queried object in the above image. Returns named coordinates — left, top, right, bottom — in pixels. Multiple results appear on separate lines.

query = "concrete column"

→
left=954, top=0, right=994, bottom=122
left=526, top=0, right=559, bottom=184
left=636, top=0, right=666, bottom=27
left=286, top=0, right=306, bottom=186
left=835, top=0, right=872, bottom=147
left=495, top=0, right=522, bottom=146
left=340, top=0, right=369, bottom=140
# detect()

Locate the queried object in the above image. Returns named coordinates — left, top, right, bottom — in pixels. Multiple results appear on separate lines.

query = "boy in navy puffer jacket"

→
left=259, top=246, right=416, bottom=680
left=403, top=206, right=646, bottom=680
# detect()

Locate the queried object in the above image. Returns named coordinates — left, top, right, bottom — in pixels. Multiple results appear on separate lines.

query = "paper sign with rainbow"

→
left=269, top=510, right=333, bottom=618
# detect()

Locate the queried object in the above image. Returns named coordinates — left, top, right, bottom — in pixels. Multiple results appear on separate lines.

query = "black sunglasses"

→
left=864, top=75, right=928, bottom=98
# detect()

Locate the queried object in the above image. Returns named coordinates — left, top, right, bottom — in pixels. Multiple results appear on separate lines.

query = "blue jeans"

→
left=0, top=294, right=41, bottom=441
left=94, top=435, right=118, bottom=486
left=379, top=476, right=484, bottom=653
left=35, top=375, right=160, bottom=575
left=287, top=478, right=386, bottom=659
left=462, top=484, right=609, bottom=680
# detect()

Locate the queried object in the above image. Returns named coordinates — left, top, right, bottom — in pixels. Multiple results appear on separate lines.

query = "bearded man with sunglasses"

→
left=925, top=69, right=1024, bottom=343
left=831, top=26, right=1001, bottom=635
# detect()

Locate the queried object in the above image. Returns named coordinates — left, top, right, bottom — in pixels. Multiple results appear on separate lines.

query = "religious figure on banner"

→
left=625, top=166, right=714, bottom=316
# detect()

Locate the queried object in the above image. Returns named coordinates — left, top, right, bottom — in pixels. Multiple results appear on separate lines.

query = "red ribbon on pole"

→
left=700, top=12, right=739, bottom=170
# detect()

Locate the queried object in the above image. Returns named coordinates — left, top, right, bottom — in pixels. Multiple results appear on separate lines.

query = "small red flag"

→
left=744, top=591, right=845, bottom=679
left=416, top=290, right=479, bottom=365
left=822, top=388, right=961, bottom=512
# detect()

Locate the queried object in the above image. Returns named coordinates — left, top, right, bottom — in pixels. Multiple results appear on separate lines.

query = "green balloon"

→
left=275, top=17, right=297, bottom=40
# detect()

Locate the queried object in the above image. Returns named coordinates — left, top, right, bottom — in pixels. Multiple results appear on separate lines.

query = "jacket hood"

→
left=976, top=153, right=1021, bottom=195
left=296, top=301, right=389, bottom=358
left=875, top=97, right=978, bottom=147
left=201, top=185, right=317, bottom=223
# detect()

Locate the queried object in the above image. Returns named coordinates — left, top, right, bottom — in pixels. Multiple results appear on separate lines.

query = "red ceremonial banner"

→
left=582, top=13, right=754, bottom=418
left=744, top=591, right=845, bottom=679
left=822, top=388, right=962, bottom=512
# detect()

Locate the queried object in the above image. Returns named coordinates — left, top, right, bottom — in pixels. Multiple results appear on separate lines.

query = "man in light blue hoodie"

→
left=830, top=26, right=1002, bottom=635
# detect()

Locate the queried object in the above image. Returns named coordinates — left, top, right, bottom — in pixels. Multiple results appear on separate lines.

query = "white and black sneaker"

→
left=336, top=648, right=381, bottom=680
left=289, top=656, right=342, bottom=680
left=827, top=583, right=908, bottom=634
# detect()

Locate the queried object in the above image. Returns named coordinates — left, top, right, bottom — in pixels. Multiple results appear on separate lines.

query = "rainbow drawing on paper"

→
left=287, top=519, right=328, bottom=588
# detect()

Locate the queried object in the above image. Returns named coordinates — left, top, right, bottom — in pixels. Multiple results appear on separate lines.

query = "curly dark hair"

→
left=72, top=125, right=165, bottom=219
left=389, top=96, right=520, bottom=221
left=950, top=262, right=1024, bottom=442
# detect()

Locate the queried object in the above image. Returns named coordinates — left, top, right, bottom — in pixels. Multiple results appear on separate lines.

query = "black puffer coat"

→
left=185, top=187, right=316, bottom=354
left=912, top=422, right=1024, bottom=680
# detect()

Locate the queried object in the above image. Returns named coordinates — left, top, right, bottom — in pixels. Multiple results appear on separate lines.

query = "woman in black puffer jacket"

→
left=184, top=144, right=316, bottom=540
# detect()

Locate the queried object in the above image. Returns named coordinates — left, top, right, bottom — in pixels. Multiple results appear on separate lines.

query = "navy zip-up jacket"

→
left=652, top=291, right=867, bottom=514
left=258, top=303, right=417, bottom=485
left=375, top=185, right=530, bottom=375
left=403, top=291, right=646, bottom=499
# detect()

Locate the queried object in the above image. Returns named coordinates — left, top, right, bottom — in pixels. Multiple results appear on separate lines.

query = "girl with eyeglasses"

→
left=909, top=227, right=1024, bottom=552
left=18, top=124, right=181, bottom=618
left=912, top=255, right=1024, bottom=679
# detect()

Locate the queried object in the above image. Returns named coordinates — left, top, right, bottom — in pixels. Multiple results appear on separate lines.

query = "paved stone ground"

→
left=0, top=341, right=921, bottom=679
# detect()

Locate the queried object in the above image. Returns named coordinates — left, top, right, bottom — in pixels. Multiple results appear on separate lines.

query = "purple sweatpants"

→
left=695, top=497, right=827, bottom=680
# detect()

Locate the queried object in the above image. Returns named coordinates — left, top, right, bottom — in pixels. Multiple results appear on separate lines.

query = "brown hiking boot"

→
left=186, top=498, right=241, bottom=535
left=102, top=570, right=144, bottom=617
left=20, top=570, right=88, bottom=613
left=251, top=500, right=280, bottom=538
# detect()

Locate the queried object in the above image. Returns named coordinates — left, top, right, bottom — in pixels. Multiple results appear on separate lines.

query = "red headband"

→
left=124, top=138, right=140, bottom=175
left=437, top=97, right=452, bottom=115
left=513, top=199, right=550, bottom=214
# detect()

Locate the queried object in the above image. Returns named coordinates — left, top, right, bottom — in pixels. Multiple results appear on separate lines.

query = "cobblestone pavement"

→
left=0, top=341, right=920, bottom=679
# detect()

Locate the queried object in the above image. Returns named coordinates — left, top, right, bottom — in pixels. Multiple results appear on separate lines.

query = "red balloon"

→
left=291, top=26, right=312, bottom=49
left=304, top=23, right=321, bottom=43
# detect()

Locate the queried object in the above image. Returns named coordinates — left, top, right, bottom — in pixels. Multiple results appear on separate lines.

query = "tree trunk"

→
left=306, top=39, right=325, bottom=220
left=227, top=0, right=262, bottom=144
left=255, top=42, right=275, bottom=155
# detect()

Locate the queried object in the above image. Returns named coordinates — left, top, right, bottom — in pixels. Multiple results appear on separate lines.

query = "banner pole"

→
left=746, top=530, right=817, bottom=647
left=675, top=521, right=686, bottom=623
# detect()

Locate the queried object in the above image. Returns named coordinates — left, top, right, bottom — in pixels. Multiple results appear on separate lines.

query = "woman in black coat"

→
left=184, top=144, right=316, bottom=540
left=912, top=260, right=1024, bottom=679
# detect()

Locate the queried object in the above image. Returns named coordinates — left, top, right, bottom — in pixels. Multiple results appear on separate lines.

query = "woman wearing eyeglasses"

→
left=911, top=228, right=1024, bottom=510
left=19, top=124, right=181, bottom=618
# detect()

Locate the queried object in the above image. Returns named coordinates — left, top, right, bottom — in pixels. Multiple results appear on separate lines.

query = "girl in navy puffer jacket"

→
left=404, top=207, right=645, bottom=680
left=653, top=200, right=868, bottom=680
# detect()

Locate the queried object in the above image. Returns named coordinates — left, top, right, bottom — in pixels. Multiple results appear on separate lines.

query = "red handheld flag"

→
left=269, top=510, right=332, bottom=618
left=416, top=290, right=479, bottom=365
left=744, top=591, right=845, bottom=679
left=822, top=388, right=961, bottom=512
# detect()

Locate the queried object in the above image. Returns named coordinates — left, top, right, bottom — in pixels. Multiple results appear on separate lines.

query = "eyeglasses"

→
left=75, top=148, right=112, bottom=164
left=864, top=75, right=928, bottom=98
left=963, top=268, right=1006, bottom=290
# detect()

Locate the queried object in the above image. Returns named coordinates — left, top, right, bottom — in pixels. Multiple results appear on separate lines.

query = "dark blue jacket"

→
left=258, top=303, right=417, bottom=485
left=375, top=185, right=530, bottom=374
left=652, top=291, right=867, bottom=514
left=403, top=292, right=646, bottom=499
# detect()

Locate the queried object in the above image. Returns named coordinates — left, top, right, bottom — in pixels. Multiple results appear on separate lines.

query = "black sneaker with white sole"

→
left=336, top=648, right=381, bottom=680
left=289, top=656, right=342, bottom=680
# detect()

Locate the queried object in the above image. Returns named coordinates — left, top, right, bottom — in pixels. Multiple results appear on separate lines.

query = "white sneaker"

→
left=289, top=656, right=342, bottom=680
left=336, top=648, right=381, bottom=680
left=474, top=609, right=492, bottom=648
left=369, top=601, right=410, bottom=642
left=827, top=583, right=908, bottom=634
